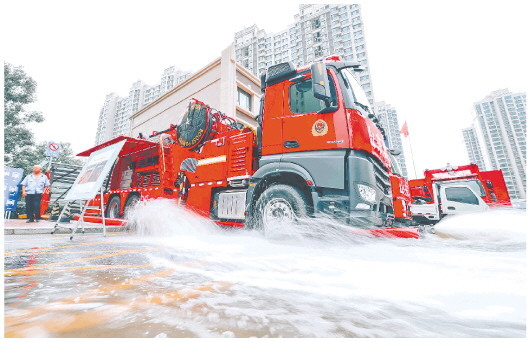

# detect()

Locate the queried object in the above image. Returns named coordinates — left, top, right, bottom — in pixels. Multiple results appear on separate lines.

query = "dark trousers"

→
left=26, top=194, right=42, bottom=221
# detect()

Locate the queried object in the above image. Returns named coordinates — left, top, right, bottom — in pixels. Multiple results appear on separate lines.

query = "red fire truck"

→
left=390, top=173, right=413, bottom=225
left=409, top=164, right=511, bottom=224
left=78, top=56, right=418, bottom=238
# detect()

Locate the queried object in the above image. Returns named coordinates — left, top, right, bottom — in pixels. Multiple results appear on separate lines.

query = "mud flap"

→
left=350, top=227, right=420, bottom=239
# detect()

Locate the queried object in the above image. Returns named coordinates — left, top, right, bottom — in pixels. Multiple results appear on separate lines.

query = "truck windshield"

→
left=442, top=180, right=486, bottom=197
left=340, top=68, right=373, bottom=114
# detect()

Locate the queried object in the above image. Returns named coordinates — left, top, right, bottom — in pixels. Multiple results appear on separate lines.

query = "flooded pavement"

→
left=4, top=199, right=526, bottom=338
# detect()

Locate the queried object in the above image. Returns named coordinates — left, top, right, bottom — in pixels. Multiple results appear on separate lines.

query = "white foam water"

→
left=126, top=198, right=219, bottom=236
left=125, top=199, right=526, bottom=337
left=434, top=208, right=527, bottom=243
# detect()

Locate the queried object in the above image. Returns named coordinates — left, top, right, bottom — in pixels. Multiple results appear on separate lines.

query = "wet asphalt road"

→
left=4, top=232, right=235, bottom=338
left=4, top=207, right=526, bottom=338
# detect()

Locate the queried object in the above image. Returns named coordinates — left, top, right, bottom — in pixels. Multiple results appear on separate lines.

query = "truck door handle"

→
left=448, top=206, right=455, bottom=210
left=284, top=140, right=299, bottom=148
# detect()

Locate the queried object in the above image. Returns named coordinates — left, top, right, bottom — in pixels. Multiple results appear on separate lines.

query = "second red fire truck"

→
left=408, top=164, right=511, bottom=224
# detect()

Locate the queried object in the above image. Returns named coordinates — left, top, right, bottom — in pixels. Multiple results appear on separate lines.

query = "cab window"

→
left=445, top=187, right=479, bottom=205
left=289, top=74, right=336, bottom=114
left=443, top=180, right=485, bottom=197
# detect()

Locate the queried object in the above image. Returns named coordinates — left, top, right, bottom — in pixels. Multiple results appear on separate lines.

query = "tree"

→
left=4, top=63, right=44, bottom=165
left=4, top=63, right=81, bottom=171
left=14, top=141, right=82, bottom=170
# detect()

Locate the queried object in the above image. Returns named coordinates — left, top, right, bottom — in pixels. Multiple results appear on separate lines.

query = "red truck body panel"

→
left=78, top=109, right=257, bottom=219
left=390, top=173, right=412, bottom=220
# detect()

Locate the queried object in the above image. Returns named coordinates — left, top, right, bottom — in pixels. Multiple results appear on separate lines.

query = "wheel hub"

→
left=263, top=198, right=294, bottom=225
left=108, top=202, right=119, bottom=218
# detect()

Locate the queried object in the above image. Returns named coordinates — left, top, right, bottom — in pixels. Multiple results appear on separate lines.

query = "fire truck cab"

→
left=409, top=164, right=511, bottom=224
left=246, top=57, right=393, bottom=227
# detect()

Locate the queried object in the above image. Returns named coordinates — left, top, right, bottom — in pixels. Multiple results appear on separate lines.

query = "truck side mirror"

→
left=389, top=149, right=402, bottom=156
left=311, top=62, right=331, bottom=104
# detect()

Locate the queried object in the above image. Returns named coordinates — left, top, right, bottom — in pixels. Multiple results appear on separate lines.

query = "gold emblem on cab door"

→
left=312, top=119, right=328, bottom=136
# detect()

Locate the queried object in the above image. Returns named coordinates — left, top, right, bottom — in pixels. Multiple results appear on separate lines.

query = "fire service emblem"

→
left=312, top=119, right=328, bottom=136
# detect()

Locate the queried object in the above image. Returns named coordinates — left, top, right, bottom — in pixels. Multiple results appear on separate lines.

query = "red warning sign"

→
left=45, top=141, right=61, bottom=157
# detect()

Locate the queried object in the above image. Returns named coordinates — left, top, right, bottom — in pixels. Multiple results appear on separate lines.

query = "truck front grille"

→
left=369, top=155, right=391, bottom=195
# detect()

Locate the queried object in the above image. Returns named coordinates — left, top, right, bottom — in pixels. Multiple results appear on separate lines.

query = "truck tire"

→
left=252, top=184, right=308, bottom=229
left=106, top=196, right=121, bottom=218
left=124, top=194, right=140, bottom=217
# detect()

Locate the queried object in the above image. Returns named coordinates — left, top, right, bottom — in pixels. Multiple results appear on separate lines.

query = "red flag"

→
left=400, top=121, right=409, bottom=137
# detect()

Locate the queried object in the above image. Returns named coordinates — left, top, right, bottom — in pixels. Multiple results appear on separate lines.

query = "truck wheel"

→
left=106, top=196, right=121, bottom=218
left=253, top=184, right=308, bottom=229
left=124, top=194, right=140, bottom=217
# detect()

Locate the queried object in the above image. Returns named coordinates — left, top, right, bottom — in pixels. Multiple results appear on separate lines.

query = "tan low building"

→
left=131, top=45, right=260, bottom=138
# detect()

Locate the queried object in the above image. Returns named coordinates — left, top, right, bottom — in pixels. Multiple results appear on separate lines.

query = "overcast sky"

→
left=3, top=0, right=528, bottom=177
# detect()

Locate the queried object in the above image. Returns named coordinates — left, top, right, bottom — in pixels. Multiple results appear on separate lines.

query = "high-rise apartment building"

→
left=374, top=102, right=408, bottom=178
left=234, top=4, right=375, bottom=104
left=462, top=89, right=526, bottom=199
left=111, top=80, right=149, bottom=139
left=462, top=126, right=486, bottom=171
left=95, top=67, right=192, bottom=144
left=95, top=93, right=119, bottom=145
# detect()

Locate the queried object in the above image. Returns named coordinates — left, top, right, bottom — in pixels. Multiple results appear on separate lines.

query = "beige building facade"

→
left=131, top=45, right=260, bottom=138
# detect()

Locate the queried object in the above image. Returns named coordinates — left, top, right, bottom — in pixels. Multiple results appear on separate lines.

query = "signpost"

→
left=53, top=140, right=126, bottom=239
left=4, top=167, right=24, bottom=220
left=45, top=141, right=61, bottom=170
left=45, top=141, right=61, bottom=158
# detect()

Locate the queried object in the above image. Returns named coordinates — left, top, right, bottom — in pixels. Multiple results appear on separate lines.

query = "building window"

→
left=315, top=45, right=323, bottom=57
left=237, top=88, right=252, bottom=112
left=314, top=31, right=322, bottom=43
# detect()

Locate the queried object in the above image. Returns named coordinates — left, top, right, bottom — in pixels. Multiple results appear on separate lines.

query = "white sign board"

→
left=65, top=140, right=126, bottom=201
left=432, top=170, right=473, bottom=179
left=45, top=141, right=62, bottom=158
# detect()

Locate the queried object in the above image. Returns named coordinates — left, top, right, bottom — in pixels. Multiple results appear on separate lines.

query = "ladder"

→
left=51, top=187, right=107, bottom=240
left=159, top=138, right=175, bottom=190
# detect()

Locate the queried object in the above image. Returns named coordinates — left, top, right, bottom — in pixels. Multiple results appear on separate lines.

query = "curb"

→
left=4, top=222, right=127, bottom=235
left=4, top=227, right=128, bottom=235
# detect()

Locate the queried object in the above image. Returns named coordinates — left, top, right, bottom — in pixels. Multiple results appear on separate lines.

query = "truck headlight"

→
left=358, top=184, right=376, bottom=203
left=355, top=203, right=371, bottom=210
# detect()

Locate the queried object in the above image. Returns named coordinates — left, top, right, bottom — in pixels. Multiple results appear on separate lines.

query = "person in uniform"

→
left=21, top=165, right=50, bottom=223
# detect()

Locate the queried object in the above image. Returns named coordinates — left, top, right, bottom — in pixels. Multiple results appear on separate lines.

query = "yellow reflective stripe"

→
left=197, top=155, right=227, bottom=166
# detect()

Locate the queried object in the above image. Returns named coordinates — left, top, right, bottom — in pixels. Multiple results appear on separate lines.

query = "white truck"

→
left=409, top=164, right=511, bottom=225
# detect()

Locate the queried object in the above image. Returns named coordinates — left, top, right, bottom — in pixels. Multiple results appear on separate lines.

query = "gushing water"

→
left=125, top=199, right=527, bottom=337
